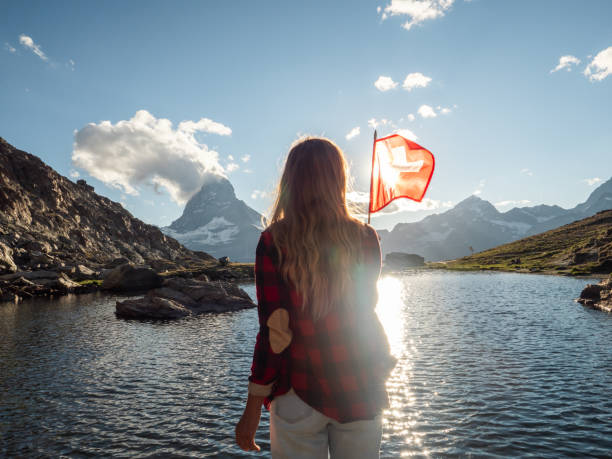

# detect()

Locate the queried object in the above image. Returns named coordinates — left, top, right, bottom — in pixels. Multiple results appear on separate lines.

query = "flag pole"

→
left=367, top=129, right=378, bottom=225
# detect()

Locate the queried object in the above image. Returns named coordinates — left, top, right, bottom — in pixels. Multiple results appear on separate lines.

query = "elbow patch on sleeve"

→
left=266, top=308, right=292, bottom=354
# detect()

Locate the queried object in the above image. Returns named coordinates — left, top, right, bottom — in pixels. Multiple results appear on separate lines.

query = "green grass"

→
left=78, top=279, right=103, bottom=286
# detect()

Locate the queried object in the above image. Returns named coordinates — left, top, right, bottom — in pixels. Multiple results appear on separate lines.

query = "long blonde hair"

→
left=267, top=136, right=369, bottom=320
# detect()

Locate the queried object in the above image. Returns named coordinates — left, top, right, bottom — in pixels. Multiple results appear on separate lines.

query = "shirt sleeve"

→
left=248, top=231, right=291, bottom=396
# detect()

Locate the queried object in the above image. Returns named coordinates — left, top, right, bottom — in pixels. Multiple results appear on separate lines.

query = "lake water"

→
left=1, top=271, right=611, bottom=458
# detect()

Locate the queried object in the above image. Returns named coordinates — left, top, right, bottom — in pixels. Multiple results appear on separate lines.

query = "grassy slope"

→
left=429, top=210, right=612, bottom=275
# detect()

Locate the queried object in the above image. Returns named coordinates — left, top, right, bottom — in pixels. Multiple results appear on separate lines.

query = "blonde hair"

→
left=267, top=136, right=369, bottom=320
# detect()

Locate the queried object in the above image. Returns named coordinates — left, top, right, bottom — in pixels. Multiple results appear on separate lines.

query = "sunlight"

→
left=376, top=275, right=406, bottom=358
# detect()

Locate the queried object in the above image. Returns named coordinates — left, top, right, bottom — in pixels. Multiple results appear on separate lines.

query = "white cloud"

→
left=583, top=177, right=602, bottom=186
left=347, top=190, right=451, bottom=217
left=395, top=128, right=418, bottom=141
left=407, top=113, right=416, bottom=122
left=440, top=107, right=452, bottom=115
left=19, top=34, right=48, bottom=61
left=226, top=162, right=239, bottom=172
left=418, top=104, right=437, bottom=118
left=4, top=43, right=16, bottom=53
left=69, top=169, right=80, bottom=179
left=241, top=154, right=251, bottom=162
left=550, top=55, right=580, bottom=73
left=472, top=179, right=485, bottom=196
left=178, top=118, right=232, bottom=136
left=72, top=110, right=230, bottom=205
left=368, top=118, right=391, bottom=129
left=584, top=46, right=612, bottom=81
left=243, top=168, right=253, bottom=174
left=374, top=75, right=398, bottom=91
left=67, top=59, right=75, bottom=71
left=402, top=72, right=432, bottom=90
left=520, top=168, right=533, bottom=176
left=251, top=189, right=270, bottom=199
left=494, top=199, right=531, bottom=208
left=346, top=126, right=361, bottom=140
left=380, top=0, right=455, bottom=30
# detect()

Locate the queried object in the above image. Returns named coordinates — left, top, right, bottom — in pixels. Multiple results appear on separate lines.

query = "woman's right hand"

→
left=235, top=394, right=264, bottom=452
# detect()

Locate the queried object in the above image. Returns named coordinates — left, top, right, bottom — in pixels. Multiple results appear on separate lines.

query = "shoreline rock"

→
left=115, top=276, right=255, bottom=319
left=577, top=275, right=612, bottom=312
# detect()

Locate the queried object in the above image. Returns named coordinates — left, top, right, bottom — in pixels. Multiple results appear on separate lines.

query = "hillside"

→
left=432, top=210, right=612, bottom=275
left=0, top=137, right=215, bottom=274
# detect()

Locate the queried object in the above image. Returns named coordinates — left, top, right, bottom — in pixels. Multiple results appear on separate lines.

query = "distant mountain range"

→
left=436, top=209, right=612, bottom=275
left=162, top=174, right=262, bottom=262
left=162, top=172, right=612, bottom=264
left=378, top=177, right=612, bottom=261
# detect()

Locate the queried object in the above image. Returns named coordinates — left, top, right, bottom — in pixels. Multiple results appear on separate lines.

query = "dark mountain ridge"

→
left=0, top=137, right=213, bottom=274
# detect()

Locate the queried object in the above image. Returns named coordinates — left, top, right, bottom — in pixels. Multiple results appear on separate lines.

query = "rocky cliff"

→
left=0, top=137, right=214, bottom=274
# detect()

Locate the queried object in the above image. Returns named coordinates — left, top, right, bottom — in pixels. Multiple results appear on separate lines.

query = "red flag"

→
left=369, top=134, right=435, bottom=213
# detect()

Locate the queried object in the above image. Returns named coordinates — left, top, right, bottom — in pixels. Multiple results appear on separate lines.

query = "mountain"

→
left=379, top=178, right=612, bottom=261
left=435, top=209, right=612, bottom=275
left=0, top=137, right=213, bottom=274
left=162, top=174, right=262, bottom=262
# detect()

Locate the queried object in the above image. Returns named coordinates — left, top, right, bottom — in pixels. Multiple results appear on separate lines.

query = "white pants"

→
left=270, top=389, right=382, bottom=459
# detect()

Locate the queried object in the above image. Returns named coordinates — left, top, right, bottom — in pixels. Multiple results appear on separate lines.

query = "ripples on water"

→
left=1, top=272, right=611, bottom=457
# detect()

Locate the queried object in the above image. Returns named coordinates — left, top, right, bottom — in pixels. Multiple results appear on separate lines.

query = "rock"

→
left=105, top=257, right=131, bottom=269
left=147, top=258, right=177, bottom=272
left=73, top=264, right=97, bottom=281
left=577, top=276, right=612, bottom=313
left=30, top=251, right=55, bottom=265
left=116, top=296, right=191, bottom=319
left=102, top=264, right=163, bottom=292
left=20, top=239, right=53, bottom=253
left=12, top=276, right=36, bottom=287
left=385, top=252, right=425, bottom=269
left=219, top=256, right=230, bottom=266
left=148, top=286, right=198, bottom=308
left=0, top=242, right=17, bottom=274
left=33, top=273, right=81, bottom=292
left=115, top=276, right=255, bottom=319
left=0, top=270, right=60, bottom=281
left=0, top=291, right=19, bottom=303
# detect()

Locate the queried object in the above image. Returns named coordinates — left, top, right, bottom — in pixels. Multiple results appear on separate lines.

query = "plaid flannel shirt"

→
left=248, top=223, right=395, bottom=423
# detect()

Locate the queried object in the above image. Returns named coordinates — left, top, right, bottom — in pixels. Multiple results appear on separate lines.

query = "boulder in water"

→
left=115, top=276, right=255, bottom=319
left=102, top=264, right=163, bottom=292
left=577, top=276, right=612, bottom=312
left=385, top=252, right=425, bottom=269
left=116, top=296, right=191, bottom=319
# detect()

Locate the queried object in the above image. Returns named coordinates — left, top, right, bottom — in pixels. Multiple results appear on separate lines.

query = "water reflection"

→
left=376, top=275, right=426, bottom=456
left=2, top=273, right=611, bottom=457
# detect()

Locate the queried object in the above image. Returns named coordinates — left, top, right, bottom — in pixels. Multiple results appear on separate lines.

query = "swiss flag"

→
left=369, top=134, right=435, bottom=213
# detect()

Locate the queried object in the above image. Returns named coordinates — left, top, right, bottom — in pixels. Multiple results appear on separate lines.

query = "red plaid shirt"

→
left=248, top=223, right=396, bottom=423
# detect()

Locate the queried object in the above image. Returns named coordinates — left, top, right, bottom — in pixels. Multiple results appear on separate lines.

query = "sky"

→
left=1, top=0, right=611, bottom=230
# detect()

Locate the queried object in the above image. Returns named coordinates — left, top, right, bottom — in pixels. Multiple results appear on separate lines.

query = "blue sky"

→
left=1, top=0, right=611, bottom=230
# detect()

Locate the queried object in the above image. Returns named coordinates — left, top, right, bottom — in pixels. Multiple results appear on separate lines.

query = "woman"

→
left=235, top=137, right=395, bottom=458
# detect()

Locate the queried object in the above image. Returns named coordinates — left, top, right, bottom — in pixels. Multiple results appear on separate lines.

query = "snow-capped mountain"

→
left=162, top=174, right=262, bottom=262
left=379, top=177, right=612, bottom=261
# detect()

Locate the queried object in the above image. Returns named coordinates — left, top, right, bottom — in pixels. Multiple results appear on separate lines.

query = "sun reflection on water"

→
left=376, top=275, right=426, bottom=456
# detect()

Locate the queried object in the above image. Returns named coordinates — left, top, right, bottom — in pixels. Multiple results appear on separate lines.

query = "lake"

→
left=1, top=271, right=611, bottom=457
